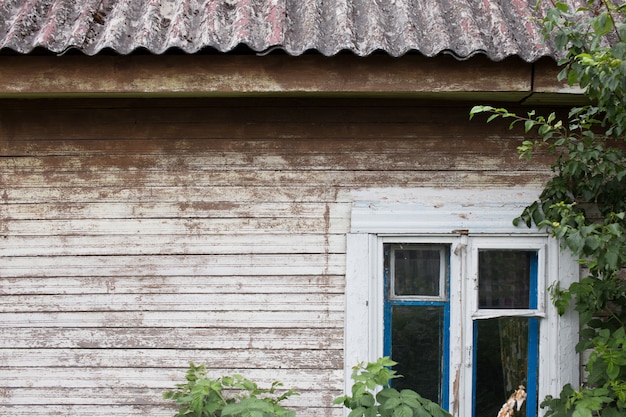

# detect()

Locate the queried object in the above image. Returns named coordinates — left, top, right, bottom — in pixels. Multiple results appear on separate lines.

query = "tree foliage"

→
left=471, top=1, right=626, bottom=416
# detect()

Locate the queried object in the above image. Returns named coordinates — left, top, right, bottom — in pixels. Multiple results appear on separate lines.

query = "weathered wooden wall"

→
left=0, top=98, right=554, bottom=416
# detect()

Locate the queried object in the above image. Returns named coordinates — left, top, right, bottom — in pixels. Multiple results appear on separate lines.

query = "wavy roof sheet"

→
left=0, top=0, right=565, bottom=61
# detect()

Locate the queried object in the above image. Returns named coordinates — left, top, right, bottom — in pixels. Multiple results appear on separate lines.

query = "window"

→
left=469, top=243, right=542, bottom=417
left=384, top=244, right=450, bottom=405
left=345, top=192, right=580, bottom=417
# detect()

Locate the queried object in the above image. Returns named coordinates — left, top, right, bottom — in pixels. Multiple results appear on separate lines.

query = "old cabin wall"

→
left=0, top=98, right=554, bottom=417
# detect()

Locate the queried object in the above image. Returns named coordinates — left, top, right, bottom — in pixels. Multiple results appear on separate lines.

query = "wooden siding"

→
left=0, top=98, right=554, bottom=417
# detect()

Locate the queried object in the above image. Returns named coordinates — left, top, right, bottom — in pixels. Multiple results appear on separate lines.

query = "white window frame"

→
left=345, top=191, right=580, bottom=417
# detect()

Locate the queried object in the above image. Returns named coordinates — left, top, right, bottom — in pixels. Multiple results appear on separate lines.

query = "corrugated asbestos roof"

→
left=0, top=0, right=563, bottom=61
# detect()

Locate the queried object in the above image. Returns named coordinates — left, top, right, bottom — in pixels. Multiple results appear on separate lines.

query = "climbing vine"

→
left=471, top=1, right=626, bottom=416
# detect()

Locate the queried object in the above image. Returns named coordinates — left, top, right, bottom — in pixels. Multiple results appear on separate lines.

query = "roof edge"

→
left=0, top=54, right=577, bottom=99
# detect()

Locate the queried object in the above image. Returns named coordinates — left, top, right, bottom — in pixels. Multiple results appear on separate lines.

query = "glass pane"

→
left=474, top=317, right=536, bottom=417
left=392, top=246, right=442, bottom=297
left=479, top=251, right=534, bottom=309
left=391, top=306, right=443, bottom=403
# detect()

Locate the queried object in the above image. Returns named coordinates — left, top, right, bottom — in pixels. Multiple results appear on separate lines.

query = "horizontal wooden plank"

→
left=15, top=94, right=540, bottom=110
left=0, top=185, right=352, bottom=203
left=0, top=367, right=345, bottom=390
left=1, top=387, right=168, bottom=405
left=1, top=387, right=342, bottom=408
left=0, top=201, right=350, bottom=220
left=0, top=173, right=552, bottom=205
left=0, top=293, right=344, bottom=312
left=0, top=121, right=511, bottom=142
left=0, top=95, right=524, bottom=113
left=0, top=147, right=550, bottom=173
left=0, top=99, right=524, bottom=138
left=0, top=327, right=343, bottom=349
left=1, top=217, right=348, bottom=236
left=1, top=169, right=552, bottom=198
left=0, top=120, right=540, bottom=145
left=0, top=348, right=343, bottom=368
left=0, top=311, right=343, bottom=328
left=0, top=131, right=529, bottom=150
left=0, top=405, right=341, bottom=417
left=0, top=254, right=346, bottom=277
left=0, top=405, right=177, bottom=417
left=2, top=168, right=549, bottom=192
left=1, top=134, right=532, bottom=155
left=0, top=275, right=345, bottom=295
left=0, top=234, right=346, bottom=257
left=2, top=98, right=485, bottom=123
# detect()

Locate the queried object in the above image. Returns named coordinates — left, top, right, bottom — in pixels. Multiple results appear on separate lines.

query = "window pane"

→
left=391, top=306, right=443, bottom=403
left=474, top=317, right=536, bottom=417
left=479, top=251, right=534, bottom=309
left=392, top=246, right=442, bottom=297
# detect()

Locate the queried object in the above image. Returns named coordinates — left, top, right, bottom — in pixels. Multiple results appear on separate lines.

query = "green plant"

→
left=470, top=2, right=626, bottom=416
left=163, top=363, right=298, bottom=417
left=334, top=357, right=451, bottom=417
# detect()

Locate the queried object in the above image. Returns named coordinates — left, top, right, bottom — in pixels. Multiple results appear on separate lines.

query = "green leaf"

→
left=606, top=362, right=619, bottom=380
left=604, top=245, right=620, bottom=271
left=605, top=223, right=622, bottom=236
left=469, top=105, right=492, bottom=119
left=555, top=2, right=569, bottom=12
left=380, top=397, right=402, bottom=410
left=401, top=397, right=422, bottom=409
left=348, top=406, right=367, bottom=417
left=378, top=357, right=398, bottom=367
left=360, top=393, right=376, bottom=408
left=333, top=395, right=349, bottom=405
left=352, top=382, right=367, bottom=398
left=600, top=407, right=624, bottom=417
left=568, top=69, right=579, bottom=86
left=378, top=388, right=401, bottom=401
left=593, top=12, right=613, bottom=36
left=486, top=113, right=500, bottom=123
left=565, top=230, right=585, bottom=254
left=393, top=405, right=414, bottom=417
left=572, top=407, right=593, bottom=417
left=398, top=390, right=420, bottom=400
left=423, top=400, right=446, bottom=417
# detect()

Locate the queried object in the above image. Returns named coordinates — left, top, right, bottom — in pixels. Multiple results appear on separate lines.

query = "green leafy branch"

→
left=471, top=2, right=626, bottom=416
left=165, top=359, right=451, bottom=417
left=543, top=0, right=626, bottom=137
left=333, top=357, right=451, bottom=417
left=469, top=105, right=569, bottom=160
left=163, top=363, right=298, bottom=417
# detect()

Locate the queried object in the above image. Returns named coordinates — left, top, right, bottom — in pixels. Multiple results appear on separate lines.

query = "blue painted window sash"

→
left=527, top=252, right=539, bottom=417
left=383, top=246, right=450, bottom=409
left=471, top=252, right=539, bottom=417
left=470, top=318, right=539, bottom=417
